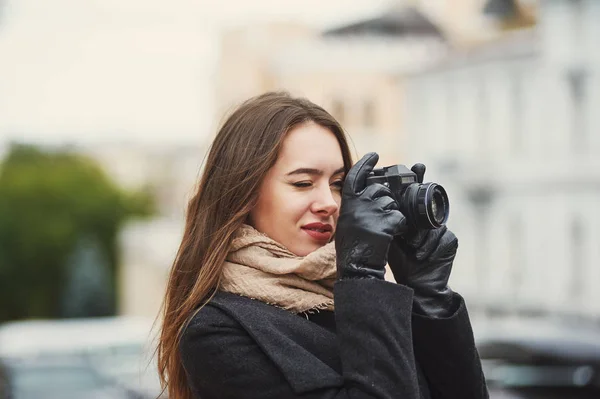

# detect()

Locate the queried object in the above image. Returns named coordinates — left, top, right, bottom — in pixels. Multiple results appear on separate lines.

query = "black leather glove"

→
left=387, top=164, right=460, bottom=318
left=335, top=152, right=405, bottom=280
left=389, top=227, right=459, bottom=317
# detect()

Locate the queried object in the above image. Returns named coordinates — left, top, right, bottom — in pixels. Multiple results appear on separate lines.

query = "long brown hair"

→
left=157, top=91, right=353, bottom=399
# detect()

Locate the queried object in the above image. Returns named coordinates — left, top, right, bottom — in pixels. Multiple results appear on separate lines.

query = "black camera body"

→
left=366, top=164, right=449, bottom=230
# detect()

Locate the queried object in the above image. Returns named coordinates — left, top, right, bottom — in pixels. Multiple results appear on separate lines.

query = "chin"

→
left=305, top=243, right=327, bottom=256
left=289, top=243, right=316, bottom=257
left=292, top=248, right=312, bottom=257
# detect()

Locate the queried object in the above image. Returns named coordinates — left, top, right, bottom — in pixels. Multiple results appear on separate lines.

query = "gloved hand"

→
left=388, top=227, right=459, bottom=317
left=387, top=164, right=460, bottom=317
left=335, top=152, right=405, bottom=280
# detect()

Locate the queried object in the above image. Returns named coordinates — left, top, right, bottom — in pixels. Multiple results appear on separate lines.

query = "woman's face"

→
left=248, top=121, right=346, bottom=256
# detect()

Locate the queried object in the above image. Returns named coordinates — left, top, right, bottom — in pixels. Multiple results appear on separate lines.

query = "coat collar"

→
left=209, top=291, right=343, bottom=393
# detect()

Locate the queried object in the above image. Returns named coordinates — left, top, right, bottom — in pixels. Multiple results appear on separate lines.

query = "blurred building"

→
left=214, top=4, right=448, bottom=165
left=403, top=0, right=600, bottom=322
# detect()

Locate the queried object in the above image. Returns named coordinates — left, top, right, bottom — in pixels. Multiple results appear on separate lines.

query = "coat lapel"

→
left=210, top=291, right=343, bottom=394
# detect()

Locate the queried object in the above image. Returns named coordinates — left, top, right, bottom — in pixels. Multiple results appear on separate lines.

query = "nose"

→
left=310, top=185, right=339, bottom=217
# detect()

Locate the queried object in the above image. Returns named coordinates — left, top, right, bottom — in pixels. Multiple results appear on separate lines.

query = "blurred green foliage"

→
left=0, top=143, right=155, bottom=322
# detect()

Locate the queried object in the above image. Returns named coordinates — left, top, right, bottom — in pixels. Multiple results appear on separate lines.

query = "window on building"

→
left=569, top=217, right=584, bottom=301
left=511, top=71, right=523, bottom=154
left=483, top=0, right=516, bottom=19
left=362, top=100, right=376, bottom=129
left=567, top=67, right=588, bottom=154
left=331, top=99, right=345, bottom=126
left=477, top=76, right=489, bottom=152
left=445, top=78, right=455, bottom=138
left=483, top=0, right=536, bottom=30
left=572, top=0, right=584, bottom=40
left=508, top=215, right=523, bottom=302
left=568, top=0, right=587, bottom=154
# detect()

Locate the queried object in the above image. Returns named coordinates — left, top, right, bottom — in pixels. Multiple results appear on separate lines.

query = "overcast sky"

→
left=0, top=0, right=394, bottom=146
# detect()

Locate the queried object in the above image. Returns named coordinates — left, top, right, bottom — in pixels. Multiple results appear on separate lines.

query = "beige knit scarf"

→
left=219, top=224, right=337, bottom=314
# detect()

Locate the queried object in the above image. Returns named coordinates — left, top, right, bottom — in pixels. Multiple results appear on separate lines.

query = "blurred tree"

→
left=0, top=143, right=154, bottom=322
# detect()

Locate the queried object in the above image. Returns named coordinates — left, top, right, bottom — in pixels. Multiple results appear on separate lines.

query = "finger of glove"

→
left=435, top=228, right=459, bottom=257
left=344, top=152, right=379, bottom=195
left=405, top=228, right=430, bottom=248
left=386, top=209, right=408, bottom=237
left=362, top=183, right=393, bottom=201
left=415, top=226, right=453, bottom=261
left=373, top=195, right=399, bottom=212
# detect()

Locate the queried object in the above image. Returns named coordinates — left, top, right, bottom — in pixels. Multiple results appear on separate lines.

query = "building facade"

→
left=114, top=0, right=542, bottom=319
left=403, top=0, right=600, bottom=321
left=214, top=5, right=448, bottom=165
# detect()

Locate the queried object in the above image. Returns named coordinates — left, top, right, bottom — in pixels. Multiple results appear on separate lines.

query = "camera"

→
left=366, top=163, right=449, bottom=230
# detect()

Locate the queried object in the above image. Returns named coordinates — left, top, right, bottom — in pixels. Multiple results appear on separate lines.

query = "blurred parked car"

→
left=476, top=318, right=600, bottom=399
left=0, top=317, right=164, bottom=399
left=0, top=356, right=133, bottom=399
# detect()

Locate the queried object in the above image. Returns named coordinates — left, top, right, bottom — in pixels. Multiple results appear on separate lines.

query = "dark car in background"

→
left=0, top=317, right=164, bottom=399
left=476, top=318, right=600, bottom=399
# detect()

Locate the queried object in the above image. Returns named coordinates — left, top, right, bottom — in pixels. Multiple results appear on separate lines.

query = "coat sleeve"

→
left=411, top=293, right=489, bottom=399
left=180, top=279, right=423, bottom=399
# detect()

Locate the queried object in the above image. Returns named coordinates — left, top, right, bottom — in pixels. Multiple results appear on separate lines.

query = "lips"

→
left=301, top=222, right=333, bottom=241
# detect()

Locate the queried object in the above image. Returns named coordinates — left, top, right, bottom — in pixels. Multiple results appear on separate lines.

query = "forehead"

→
left=276, top=122, right=344, bottom=170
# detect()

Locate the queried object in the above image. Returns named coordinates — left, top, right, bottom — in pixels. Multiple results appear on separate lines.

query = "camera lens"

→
left=417, top=183, right=450, bottom=229
left=429, top=185, right=449, bottom=227
left=400, top=182, right=449, bottom=229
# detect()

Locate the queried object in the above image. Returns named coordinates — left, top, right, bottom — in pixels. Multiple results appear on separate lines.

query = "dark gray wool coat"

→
left=180, top=278, right=489, bottom=399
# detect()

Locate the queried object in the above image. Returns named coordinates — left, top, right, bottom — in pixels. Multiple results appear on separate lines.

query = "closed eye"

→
left=331, top=180, right=344, bottom=190
left=292, top=181, right=312, bottom=188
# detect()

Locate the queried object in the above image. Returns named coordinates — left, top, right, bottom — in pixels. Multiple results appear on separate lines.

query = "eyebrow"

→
left=285, top=167, right=345, bottom=177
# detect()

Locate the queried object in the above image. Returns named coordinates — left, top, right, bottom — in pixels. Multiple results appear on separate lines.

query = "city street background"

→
left=1, top=0, right=600, bottom=398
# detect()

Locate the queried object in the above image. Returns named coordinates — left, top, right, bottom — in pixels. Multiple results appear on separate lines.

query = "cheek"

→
left=278, top=191, right=317, bottom=225
left=286, top=196, right=312, bottom=220
left=250, top=180, right=278, bottom=226
left=333, top=193, right=342, bottom=223
left=334, top=192, right=342, bottom=207
left=333, top=209, right=339, bottom=224
left=266, top=187, right=307, bottom=222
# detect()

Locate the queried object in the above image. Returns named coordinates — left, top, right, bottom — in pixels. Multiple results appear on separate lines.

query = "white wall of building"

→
left=402, top=0, right=600, bottom=321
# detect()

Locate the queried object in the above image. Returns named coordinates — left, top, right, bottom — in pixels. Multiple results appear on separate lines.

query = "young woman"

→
left=157, top=91, right=488, bottom=399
